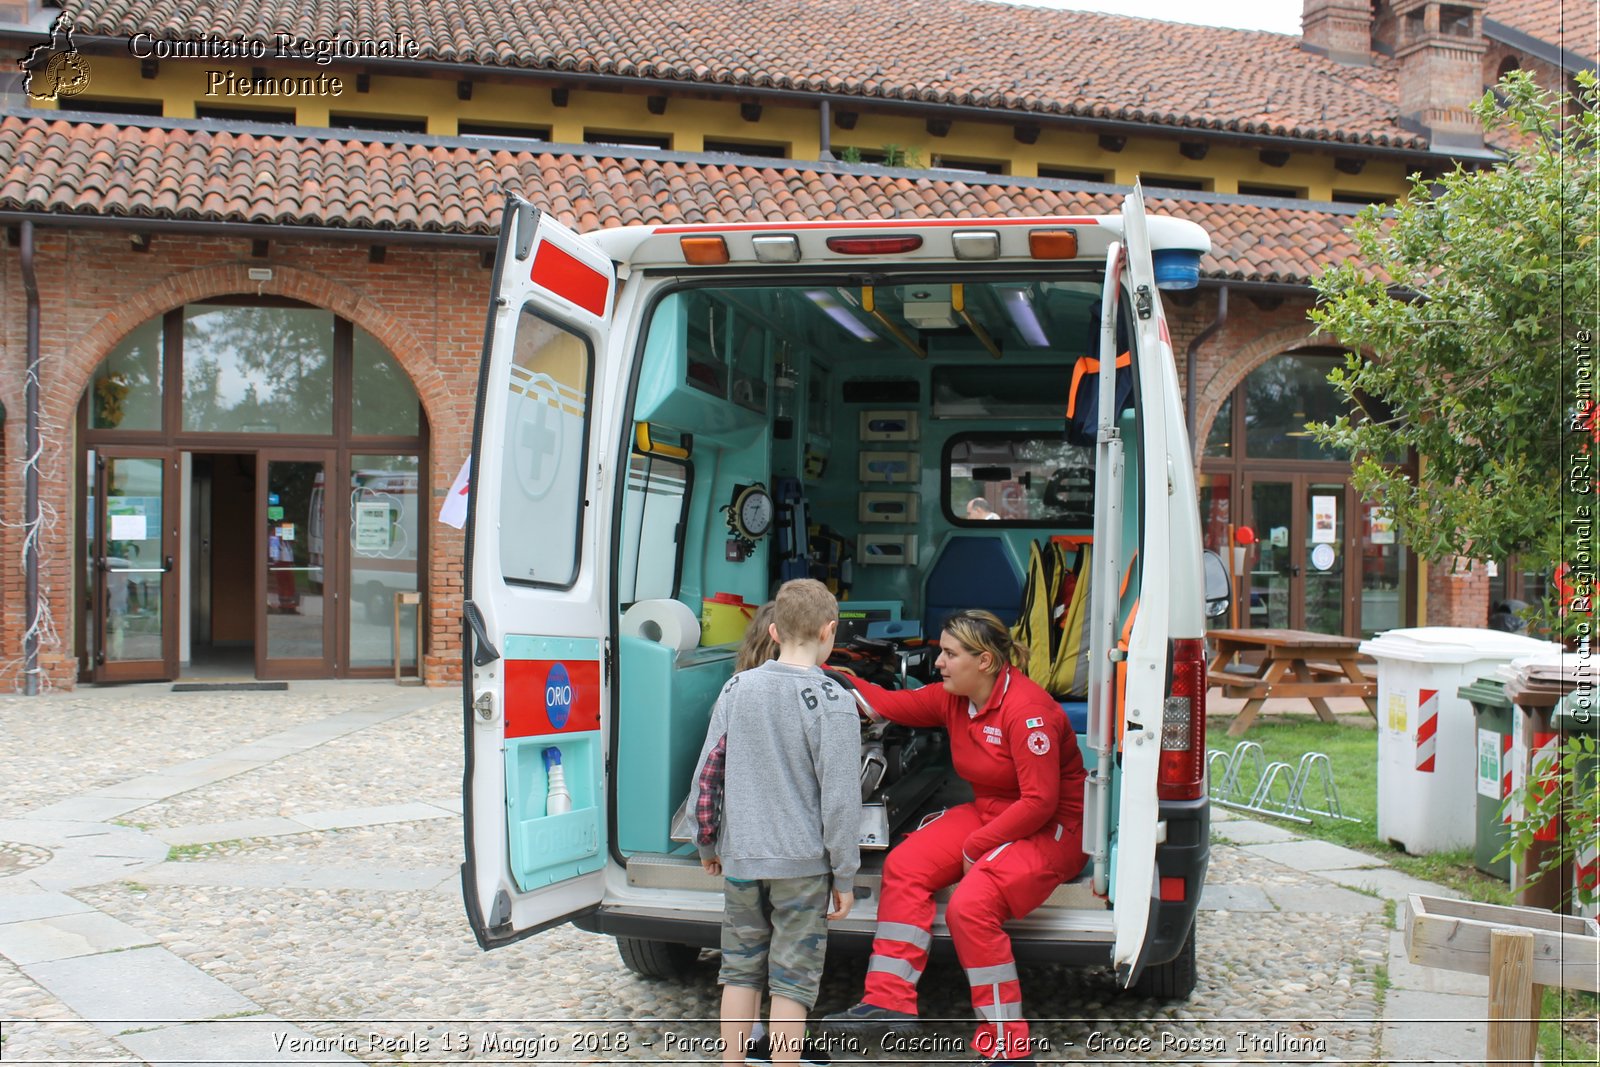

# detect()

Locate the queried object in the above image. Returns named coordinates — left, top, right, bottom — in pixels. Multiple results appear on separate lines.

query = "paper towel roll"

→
left=620, top=598, right=702, bottom=652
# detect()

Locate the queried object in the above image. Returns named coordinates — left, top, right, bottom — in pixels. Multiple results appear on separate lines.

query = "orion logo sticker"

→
left=20, top=14, right=90, bottom=102
left=1026, top=730, right=1051, bottom=756
left=544, top=663, right=573, bottom=730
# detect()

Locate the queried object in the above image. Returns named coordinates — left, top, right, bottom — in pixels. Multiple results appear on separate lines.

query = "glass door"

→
left=257, top=451, right=336, bottom=678
left=92, top=449, right=178, bottom=681
left=1242, top=474, right=1354, bottom=634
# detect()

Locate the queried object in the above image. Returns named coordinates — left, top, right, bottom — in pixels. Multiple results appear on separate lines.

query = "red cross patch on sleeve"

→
left=1026, top=730, right=1051, bottom=756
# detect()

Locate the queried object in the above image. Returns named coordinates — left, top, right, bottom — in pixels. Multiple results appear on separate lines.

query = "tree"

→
left=1309, top=71, right=1599, bottom=636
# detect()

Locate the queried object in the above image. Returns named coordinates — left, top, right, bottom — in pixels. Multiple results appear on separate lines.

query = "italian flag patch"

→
left=1025, top=716, right=1045, bottom=728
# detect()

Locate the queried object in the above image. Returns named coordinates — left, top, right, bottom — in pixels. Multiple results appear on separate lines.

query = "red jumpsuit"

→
left=852, top=665, right=1087, bottom=1060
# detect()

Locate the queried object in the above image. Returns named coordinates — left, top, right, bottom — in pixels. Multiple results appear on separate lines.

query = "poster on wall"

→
left=1312, top=495, right=1338, bottom=543
left=354, top=502, right=393, bottom=554
left=1370, top=507, right=1396, bottom=545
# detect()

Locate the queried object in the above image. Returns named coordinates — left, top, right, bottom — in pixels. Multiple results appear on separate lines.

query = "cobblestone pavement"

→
left=0, top=681, right=1474, bottom=1065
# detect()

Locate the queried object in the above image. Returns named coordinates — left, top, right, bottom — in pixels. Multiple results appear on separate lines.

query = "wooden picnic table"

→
left=1208, top=627, right=1376, bottom=736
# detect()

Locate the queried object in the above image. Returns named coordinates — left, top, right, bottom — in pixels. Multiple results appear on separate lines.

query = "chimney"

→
left=1302, top=0, right=1374, bottom=65
left=1392, top=0, right=1487, bottom=149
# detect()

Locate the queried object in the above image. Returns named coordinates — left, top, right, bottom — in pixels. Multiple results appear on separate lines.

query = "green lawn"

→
left=1206, top=715, right=1597, bottom=1063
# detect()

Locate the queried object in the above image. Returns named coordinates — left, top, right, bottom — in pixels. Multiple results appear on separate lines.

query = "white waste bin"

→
left=1360, top=627, right=1560, bottom=854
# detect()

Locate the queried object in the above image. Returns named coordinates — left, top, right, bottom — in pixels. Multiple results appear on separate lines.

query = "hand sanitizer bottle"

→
left=542, top=747, right=571, bottom=816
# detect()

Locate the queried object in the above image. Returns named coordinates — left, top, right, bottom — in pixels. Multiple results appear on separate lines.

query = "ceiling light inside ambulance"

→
left=1001, top=288, right=1051, bottom=347
left=1028, top=228, right=1078, bottom=260
left=952, top=230, right=1000, bottom=260
left=825, top=235, right=923, bottom=255
left=804, top=289, right=879, bottom=342
left=679, top=237, right=730, bottom=265
left=751, top=235, right=801, bottom=263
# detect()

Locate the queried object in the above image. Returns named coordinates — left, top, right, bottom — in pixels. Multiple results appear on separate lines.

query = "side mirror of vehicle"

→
left=1202, top=549, right=1231, bottom=619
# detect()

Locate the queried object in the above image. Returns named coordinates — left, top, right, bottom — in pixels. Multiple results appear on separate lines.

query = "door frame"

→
left=1240, top=471, right=1358, bottom=633
left=255, top=448, right=339, bottom=679
left=90, top=446, right=180, bottom=682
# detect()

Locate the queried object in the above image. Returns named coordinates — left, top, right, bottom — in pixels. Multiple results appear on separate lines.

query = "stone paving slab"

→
left=1316, top=865, right=1461, bottom=902
left=136, top=861, right=457, bottom=892
left=117, top=1017, right=362, bottom=1065
left=1263, top=883, right=1385, bottom=915
left=1197, top=883, right=1275, bottom=912
left=0, top=909, right=155, bottom=965
left=291, top=802, right=456, bottom=831
left=0, top=891, right=95, bottom=924
left=23, top=796, right=155, bottom=823
left=23, top=944, right=259, bottom=1035
left=1239, top=839, right=1384, bottom=871
left=151, top=816, right=314, bottom=847
left=1379, top=988, right=1488, bottom=1064
left=1209, top=818, right=1303, bottom=845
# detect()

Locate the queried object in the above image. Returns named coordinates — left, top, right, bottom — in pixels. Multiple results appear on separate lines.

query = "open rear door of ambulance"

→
left=1107, top=183, right=1176, bottom=985
left=461, top=197, right=616, bottom=949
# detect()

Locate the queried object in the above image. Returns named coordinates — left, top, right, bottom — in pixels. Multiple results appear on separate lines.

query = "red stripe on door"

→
left=504, top=658, right=602, bottom=738
left=531, top=240, right=609, bottom=318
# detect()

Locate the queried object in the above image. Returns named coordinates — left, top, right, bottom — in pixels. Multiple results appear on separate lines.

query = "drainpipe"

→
left=19, top=221, right=40, bottom=694
left=1186, top=284, right=1228, bottom=452
left=818, top=99, right=832, bottom=160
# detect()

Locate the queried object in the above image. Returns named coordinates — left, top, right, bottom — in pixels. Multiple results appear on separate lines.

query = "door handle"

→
left=464, top=600, right=501, bottom=666
left=1290, top=565, right=1301, bottom=577
left=164, top=555, right=174, bottom=573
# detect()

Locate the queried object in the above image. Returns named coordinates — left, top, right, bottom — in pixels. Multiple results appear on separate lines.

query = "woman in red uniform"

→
left=822, top=609, right=1086, bottom=1065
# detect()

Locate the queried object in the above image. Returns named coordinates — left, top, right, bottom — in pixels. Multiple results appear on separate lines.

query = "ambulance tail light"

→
left=825, top=235, right=923, bottom=255
left=1157, top=638, right=1207, bottom=801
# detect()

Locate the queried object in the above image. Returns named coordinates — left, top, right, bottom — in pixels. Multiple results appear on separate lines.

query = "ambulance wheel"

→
left=615, top=936, right=698, bottom=979
left=1130, top=927, right=1196, bottom=1000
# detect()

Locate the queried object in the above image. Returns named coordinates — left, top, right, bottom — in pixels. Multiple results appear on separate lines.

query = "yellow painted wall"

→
left=41, top=55, right=1410, bottom=202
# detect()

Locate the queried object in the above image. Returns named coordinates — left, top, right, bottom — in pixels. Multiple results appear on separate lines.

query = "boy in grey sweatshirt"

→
left=692, top=578, right=862, bottom=1066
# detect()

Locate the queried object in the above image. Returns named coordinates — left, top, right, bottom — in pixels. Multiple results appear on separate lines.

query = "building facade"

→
left=0, top=0, right=1591, bottom=688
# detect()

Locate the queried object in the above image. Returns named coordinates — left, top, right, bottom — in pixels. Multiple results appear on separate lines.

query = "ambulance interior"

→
left=607, top=277, right=1143, bottom=905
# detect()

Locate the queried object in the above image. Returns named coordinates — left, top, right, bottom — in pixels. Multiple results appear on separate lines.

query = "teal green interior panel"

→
left=506, top=732, right=605, bottom=889
left=616, top=635, right=736, bottom=854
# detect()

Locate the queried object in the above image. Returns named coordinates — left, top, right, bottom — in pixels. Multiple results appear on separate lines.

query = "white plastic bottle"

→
left=542, top=747, right=572, bottom=816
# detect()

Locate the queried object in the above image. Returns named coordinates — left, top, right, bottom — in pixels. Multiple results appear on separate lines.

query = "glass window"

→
left=618, top=454, right=688, bottom=604
left=933, top=365, right=1073, bottom=420
left=1242, top=353, right=1350, bottom=461
left=352, top=326, right=421, bottom=437
left=946, top=434, right=1094, bottom=527
left=499, top=308, right=591, bottom=587
left=91, top=318, right=164, bottom=431
left=1204, top=395, right=1233, bottom=458
left=182, top=305, right=335, bottom=434
left=348, top=455, right=421, bottom=669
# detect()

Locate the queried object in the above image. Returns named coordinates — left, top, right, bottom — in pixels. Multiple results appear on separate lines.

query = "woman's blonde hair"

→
left=942, top=609, right=1029, bottom=675
left=735, top=601, right=779, bottom=673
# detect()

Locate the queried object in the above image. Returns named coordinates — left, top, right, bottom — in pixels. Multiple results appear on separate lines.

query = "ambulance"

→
left=460, top=185, right=1221, bottom=1000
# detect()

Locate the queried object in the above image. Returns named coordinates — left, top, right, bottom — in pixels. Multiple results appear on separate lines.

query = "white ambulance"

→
left=460, top=185, right=1219, bottom=1000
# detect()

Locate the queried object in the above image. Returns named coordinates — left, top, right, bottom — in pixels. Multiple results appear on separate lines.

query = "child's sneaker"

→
left=744, top=1032, right=832, bottom=1066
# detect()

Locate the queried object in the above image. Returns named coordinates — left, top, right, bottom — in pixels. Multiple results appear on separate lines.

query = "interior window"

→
left=945, top=434, right=1094, bottom=527
left=498, top=308, right=592, bottom=587
left=618, top=454, right=689, bottom=603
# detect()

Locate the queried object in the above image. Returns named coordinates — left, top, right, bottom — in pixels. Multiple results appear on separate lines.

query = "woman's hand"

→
left=702, top=856, right=722, bottom=876
left=962, top=854, right=974, bottom=875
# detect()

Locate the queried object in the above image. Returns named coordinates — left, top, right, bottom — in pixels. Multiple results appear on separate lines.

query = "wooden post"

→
left=1486, top=928, right=1540, bottom=1064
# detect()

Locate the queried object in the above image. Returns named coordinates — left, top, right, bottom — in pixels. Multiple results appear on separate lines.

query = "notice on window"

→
left=355, top=501, right=392, bottom=553
left=1370, top=507, right=1396, bottom=545
left=1312, top=495, right=1338, bottom=543
left=110, top=511, right=146, bottom=541
left=279, top=523, right=295, bottom=541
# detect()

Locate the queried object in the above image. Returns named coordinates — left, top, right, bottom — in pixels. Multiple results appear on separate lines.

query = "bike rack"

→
left=1206, top=741, right=1361, bottom=825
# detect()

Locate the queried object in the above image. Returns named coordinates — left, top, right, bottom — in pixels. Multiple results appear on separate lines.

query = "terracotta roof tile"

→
left=0, top=115, right=1367, bottom=285
left=65, top=0, right=1426, bottom=148
left=1487, top=0, right=1599, bottom=58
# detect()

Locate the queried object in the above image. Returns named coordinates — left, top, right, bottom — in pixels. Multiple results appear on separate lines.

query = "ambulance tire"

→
left=615, top=936, right=698, bottom=979
left=1129, top=927, right=1196, bottom=1001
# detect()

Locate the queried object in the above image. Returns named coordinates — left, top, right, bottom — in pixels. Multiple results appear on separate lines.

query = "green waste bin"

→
left=1460, top=676, right=1514, bottom=880
left=1551, top=693, right=1600, bottom=912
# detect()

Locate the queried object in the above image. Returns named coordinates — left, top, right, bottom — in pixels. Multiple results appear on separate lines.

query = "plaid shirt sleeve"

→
left=695, top=734, right=727, bottom=848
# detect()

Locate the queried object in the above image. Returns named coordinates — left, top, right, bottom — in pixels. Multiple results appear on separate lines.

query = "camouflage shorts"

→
left=718, top=874, right=831, bottom=1009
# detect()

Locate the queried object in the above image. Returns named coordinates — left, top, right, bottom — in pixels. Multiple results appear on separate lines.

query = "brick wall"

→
left=1426, top=557, right=1492, bottom=627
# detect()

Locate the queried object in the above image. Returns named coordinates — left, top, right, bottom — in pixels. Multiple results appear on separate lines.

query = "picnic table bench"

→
left=1208, top=627, right=1377, bottom=736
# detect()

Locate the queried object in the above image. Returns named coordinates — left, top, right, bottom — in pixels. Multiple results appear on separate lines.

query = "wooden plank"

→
left=1487, top=929, right=1540, bottom=1064
left=1211, top=681, right=1376, bottom=699
left=1405, top=895, right=1600, bottom=993
left=1417, top=895, right=1597, bottom=937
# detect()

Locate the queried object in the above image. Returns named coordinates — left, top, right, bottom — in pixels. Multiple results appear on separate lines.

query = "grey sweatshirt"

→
left=690, top=660, right=861, bottom=893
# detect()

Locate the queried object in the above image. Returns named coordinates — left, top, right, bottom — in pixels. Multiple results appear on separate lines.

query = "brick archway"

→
left=1191, top=323, right=1342, bottom=450
left=56, top=263, right=446, bottom=434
